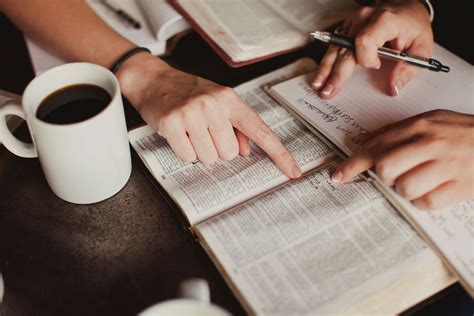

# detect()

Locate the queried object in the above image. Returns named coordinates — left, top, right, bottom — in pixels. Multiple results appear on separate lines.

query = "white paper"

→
left=197, top=163, right=451, bottom=314
left=269, top=45, right=474, bottom=294
left=137, top=0, right=190, bottom=42
left=262, top=0, right=357, bottom=33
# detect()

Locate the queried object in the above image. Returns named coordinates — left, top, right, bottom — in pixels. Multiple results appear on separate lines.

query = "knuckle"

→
left=210, top=121, right=228, bottom=135
left=341, top=50, right=355, bottom=61
left=363, top=140, right=377, bottom=154
left=427, top=109, right=448, bottom=117
left=326, top=45, right=340, bottom=55
left=218, top=86, right=234, bottom=96
left=420, top=134, right=444, bottom=148
left=342, top=159, right=358, bottom=175
left=355, top=34, right=372, bottom=50
left=197, top=93, right=217, bottom=108
left=397, top=66, right=414, bottom=81
left=375, top=9, right=395, bottom=23
left=256, top=122, right=273, bottom=142
left=356, top=6, right=373, bottom=18
left=411, top=117, right=431, bottom=132
left=220, top=146, right=239, bottom=161
left=202, top=98, right=218, bottom=114
left=274, top=148, right=292, bottom=162
left=418, top=195, right=438, bottom=210
left=161, top=111, right=182, bottom=128
left=375, top=160, right=392, bottom=182
left=395, top=179, right=413, bottom=199
left=329, top=72, right=341, bottom=83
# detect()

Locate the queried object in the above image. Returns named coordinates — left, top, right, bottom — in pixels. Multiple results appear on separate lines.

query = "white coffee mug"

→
left=0, top=63, right=131, bottom=204
left=139, top=278, right=231, bottom=316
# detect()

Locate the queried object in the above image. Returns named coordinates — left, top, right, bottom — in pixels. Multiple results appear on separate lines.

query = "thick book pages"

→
left=268, top=44, right=474, bottom=296
left=129, top=60, right=455, bottom=314
left=26, top=0, right=191, bottom=74
left=129, top=59, right=333, bottom=226
left=195, top=162, right=454, bottom=315
left=171, top=0, right=356, bottom=67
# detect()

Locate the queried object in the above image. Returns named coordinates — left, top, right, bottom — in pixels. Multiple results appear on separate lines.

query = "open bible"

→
left=170, top=0, right=357, bottom=67
left=128, top=57, right=472, bottom=314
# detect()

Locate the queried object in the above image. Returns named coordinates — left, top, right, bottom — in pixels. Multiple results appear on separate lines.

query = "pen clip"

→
left=428, top=58, right=450, bottom=72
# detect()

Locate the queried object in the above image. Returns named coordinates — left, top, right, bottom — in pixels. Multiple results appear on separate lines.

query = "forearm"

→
left=1, top=0, right=139, bottom=68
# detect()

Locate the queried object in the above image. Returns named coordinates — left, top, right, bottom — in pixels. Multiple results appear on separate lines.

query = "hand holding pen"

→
left=310, top=2, right=436, bottom=98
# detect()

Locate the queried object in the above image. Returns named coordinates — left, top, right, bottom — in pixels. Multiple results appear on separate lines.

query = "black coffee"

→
left=36, top=84, right=111, bottom=124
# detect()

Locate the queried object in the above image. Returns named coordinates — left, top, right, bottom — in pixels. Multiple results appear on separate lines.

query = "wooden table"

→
left=0, top=6, right=471, bottom=316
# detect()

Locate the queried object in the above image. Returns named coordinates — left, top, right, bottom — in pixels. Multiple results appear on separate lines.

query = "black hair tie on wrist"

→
left=110, top=47, right=151, bottom=74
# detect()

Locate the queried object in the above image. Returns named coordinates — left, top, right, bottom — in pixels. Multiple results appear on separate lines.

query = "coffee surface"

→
left=37, top=84, right=111, bottom=124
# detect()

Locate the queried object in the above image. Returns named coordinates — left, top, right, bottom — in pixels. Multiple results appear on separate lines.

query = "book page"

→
left=136, top=0, right=190, bottom=42
left=268, top=46, right=474, bottom=294
left=129, top=59, right=334, bottom=226
left=262, top=0, right=357, bottom=33
left=196, top=162, right=454, bottom=314
left=175, top=0, right=307, bottom=62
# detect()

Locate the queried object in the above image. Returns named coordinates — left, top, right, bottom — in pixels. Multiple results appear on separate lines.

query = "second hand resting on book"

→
left=332, top=110, right=474, bottom=210
left=307, top=1, right=474, bottom=210
left=0, top=0, right=302, bottom=179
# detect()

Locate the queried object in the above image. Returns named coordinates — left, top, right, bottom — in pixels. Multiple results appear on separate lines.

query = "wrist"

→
left=376, top=0, right=432, bottom=21
left=115, top=52, right=170, bottom=109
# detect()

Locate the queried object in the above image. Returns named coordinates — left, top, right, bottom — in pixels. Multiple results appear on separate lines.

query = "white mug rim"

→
left=22, top=62, right=121, bottom=129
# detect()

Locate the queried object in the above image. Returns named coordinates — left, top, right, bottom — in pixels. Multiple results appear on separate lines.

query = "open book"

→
left=26, top=0, right=191, bottom=74
left=128, top=56, right=472, bottom=314
left=170, top=0, right=357, bottom=67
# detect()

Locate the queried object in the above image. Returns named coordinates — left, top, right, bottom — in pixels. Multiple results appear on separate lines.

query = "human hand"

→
left=312, top=2, right=433, bottom=98
left=117, top=53, right=302, bottom=179
left=332, top=110, right=474, bottom=210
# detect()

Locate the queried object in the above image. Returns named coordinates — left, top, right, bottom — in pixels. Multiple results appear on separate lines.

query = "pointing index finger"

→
left=229, top=98, right=302, bottom=179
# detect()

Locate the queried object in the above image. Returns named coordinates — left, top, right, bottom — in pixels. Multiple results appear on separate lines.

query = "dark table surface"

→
left=0, top=3, right=472, bottom=315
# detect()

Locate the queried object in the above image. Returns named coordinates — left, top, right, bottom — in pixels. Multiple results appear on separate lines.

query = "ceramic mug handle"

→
left=0, top=100, right=37, bottom=158
left=178, top=278, right=210, bottom=303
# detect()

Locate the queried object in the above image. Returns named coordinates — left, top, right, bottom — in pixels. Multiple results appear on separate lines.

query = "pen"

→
left=310, top=31, right=450, bottom=73
left=102, top=0, right=141, bottom=29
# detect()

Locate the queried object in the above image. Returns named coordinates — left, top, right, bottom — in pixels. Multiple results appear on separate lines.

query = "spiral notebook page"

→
left=269, top=44, right=474, bottom=295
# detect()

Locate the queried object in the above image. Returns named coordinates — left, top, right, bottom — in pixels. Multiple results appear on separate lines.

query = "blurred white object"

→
left=178, top=278, right=210, bottom=303
left=139, top=278, right=230, bottom=316
left=0, top=272, right=4, bottom=304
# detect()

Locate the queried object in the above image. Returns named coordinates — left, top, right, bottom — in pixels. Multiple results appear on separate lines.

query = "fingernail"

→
left=291, top=164, right=302, bottom=178
left=393, top=79, right=403, bottom=97
left=321, top=84, right=334, bottom=97
left=331, top=170, right=343, bottom=183
left=375, top=62, right=381, bottom=69
left=312, top=75, right=324, bottom=89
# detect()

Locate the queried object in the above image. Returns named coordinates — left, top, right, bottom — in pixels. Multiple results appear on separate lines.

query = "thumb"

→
left=387, top=37, right=433, bottom=96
